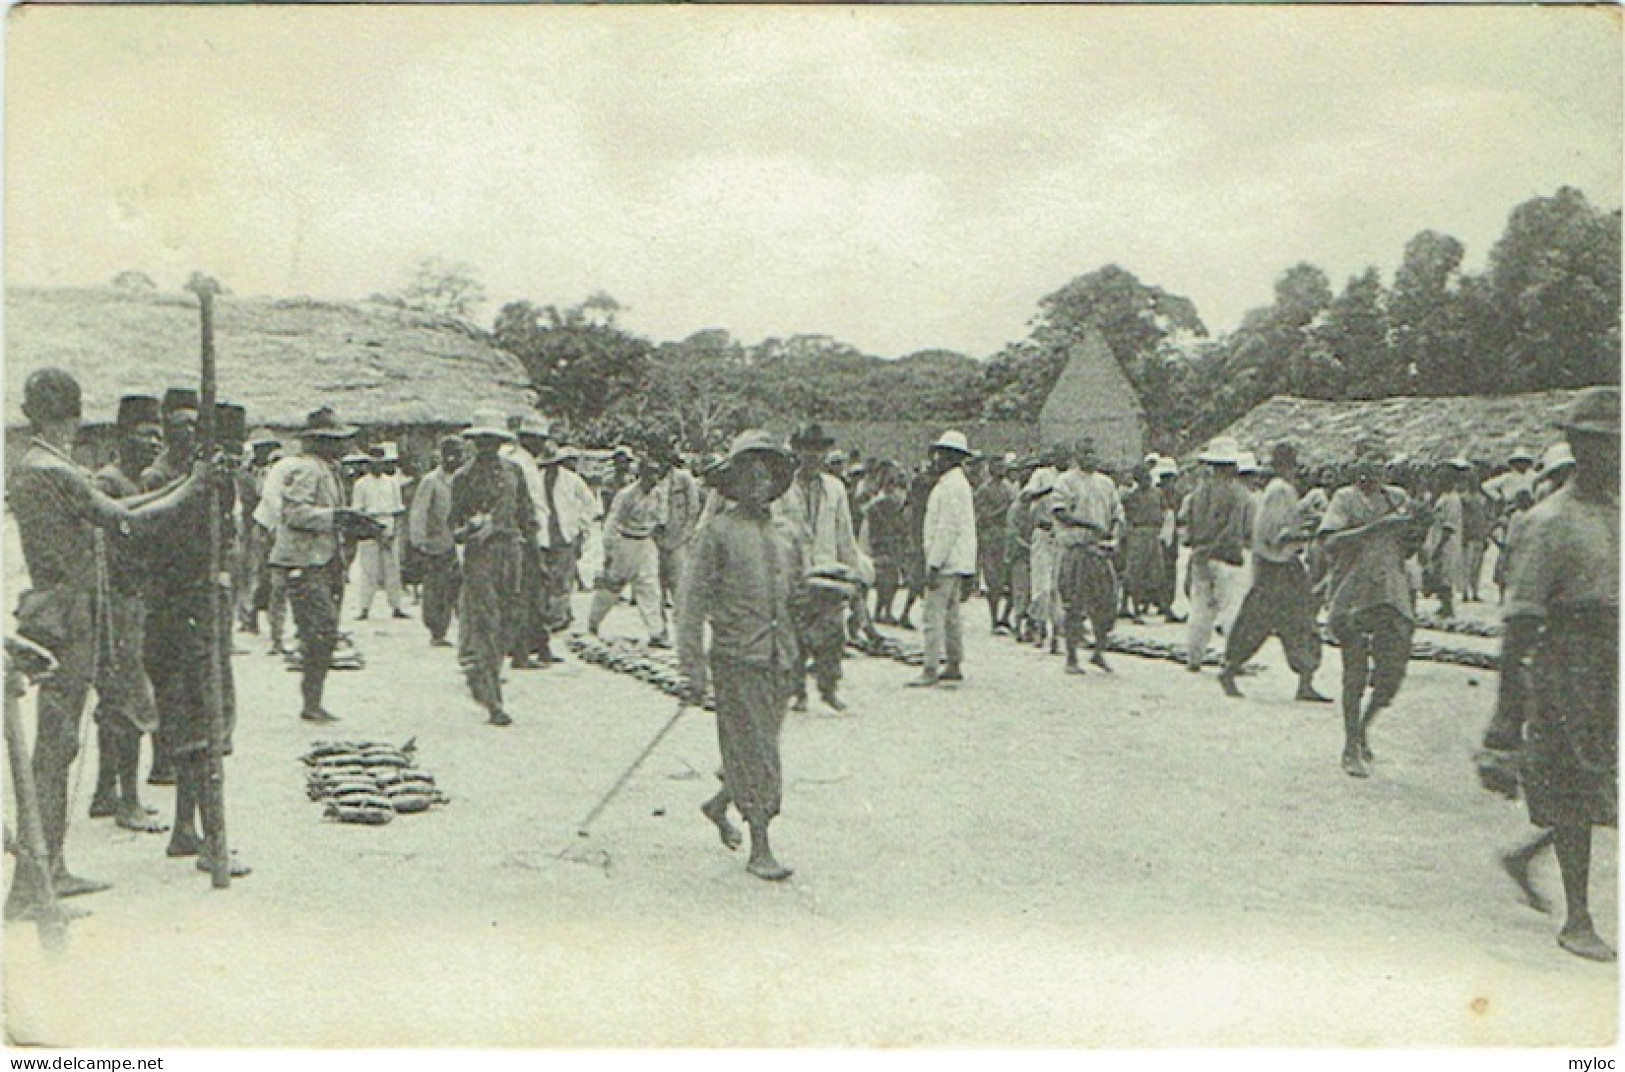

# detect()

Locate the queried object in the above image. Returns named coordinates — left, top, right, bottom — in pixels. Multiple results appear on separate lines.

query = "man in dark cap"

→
left=6, top=369, right=210, bottom=920
left=87, top=394, right=168, bottom=834
left=678, top=430, right=805, bottom=881
left=1479, top=387, right=1619, bottom=962
left=269, top=406, right=365, bottom=724
left=141, top=387, right=199, bottom=492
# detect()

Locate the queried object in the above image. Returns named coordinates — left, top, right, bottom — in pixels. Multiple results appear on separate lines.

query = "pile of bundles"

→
left=301, top=738, right=446, bottom=825
left=850, top=627, right=1258, bottom=675
left=567, top=634, right=716, bottom=711
left=284, top=633, right=366, bottom=673
left=1414, top=613, right=1502, bottom=639
left=1318, top=626, right=1498, bottom=671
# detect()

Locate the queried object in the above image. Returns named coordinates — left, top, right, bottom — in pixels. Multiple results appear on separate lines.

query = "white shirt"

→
left=351, top=472, right=405, bottom=539
left=538, top=464, right=601, bottom=547
left=502, top=444, right=547, bottom=546
left=924, top=466, right=978, bottom=576
left=252, top=453, right=302, bottom=531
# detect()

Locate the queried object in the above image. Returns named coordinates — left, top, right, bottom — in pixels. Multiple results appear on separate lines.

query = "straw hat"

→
left=931, top=430, right=974, bottom=455
left=1197, top=436, right=1241, bottom=465
left=298, top=406, right=357, bottom=440
left=1558, top=386, right=1620, bottom=437
left=463, top=409, right=516, bottom=442
left=709, top=429, right=796, bottom=502
left=1540, top=441, right=1576, bottom=472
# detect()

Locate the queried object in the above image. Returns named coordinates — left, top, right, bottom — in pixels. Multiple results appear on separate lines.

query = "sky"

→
left=5, top=5, right=1620, bottom=359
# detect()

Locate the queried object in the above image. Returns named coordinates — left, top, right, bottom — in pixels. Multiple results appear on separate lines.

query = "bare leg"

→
left=1555, top=823, right=1613, bottom=961
left=746, top=820, right=792, bottom=881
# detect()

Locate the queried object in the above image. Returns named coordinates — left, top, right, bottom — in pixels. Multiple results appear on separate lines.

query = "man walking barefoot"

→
left=678, top=431, right=804, bottom=881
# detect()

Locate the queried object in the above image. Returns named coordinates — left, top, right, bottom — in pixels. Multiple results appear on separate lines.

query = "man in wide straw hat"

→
left=678, top=430, right=805, bottom=881
left=451, top=409, right=538, bottom=726
left=270, top=406, right=368, bottom=725
left=1479, top=386, right=1619, bottom=962
left=1181, top=435, right=1252, bottom=672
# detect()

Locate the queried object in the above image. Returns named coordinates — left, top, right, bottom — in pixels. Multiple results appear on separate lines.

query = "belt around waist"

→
left=619, top=532, right=653, bottom=540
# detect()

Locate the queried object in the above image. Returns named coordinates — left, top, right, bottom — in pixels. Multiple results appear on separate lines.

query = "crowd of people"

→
left=4, top=364, right=1616, bottom=958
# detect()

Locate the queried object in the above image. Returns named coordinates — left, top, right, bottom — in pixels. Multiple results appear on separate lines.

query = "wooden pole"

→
left=186, top=272, right=231, bottom=890
left=4, top=639, right=68, bottom=950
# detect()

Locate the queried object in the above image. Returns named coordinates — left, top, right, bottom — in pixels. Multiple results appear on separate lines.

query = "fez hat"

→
left=708, top=429, right=795, bottom=502
left=299, top=406, right=358, bottom=440
left=22, top=368, right=82, bottom=424
left=1559, top=387, right=1620, bottom=437
left=217, top=403, right=247, bottom=447
left=116, top=393, right=162, bottom=430
left=789, top=423, right=836, bottom=450
left=162, top=387, right=199, bottom=424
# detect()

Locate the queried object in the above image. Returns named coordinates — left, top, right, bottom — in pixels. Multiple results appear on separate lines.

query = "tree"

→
left=492, top=296, right=652, bottom=423
left=1312, top=267, right=1395, bottom=399
left=396, top=256, right=487, bottom=322
left=1484, top=188, right=1621, bottom=390
left=980, top=264, right=1208, bottom=432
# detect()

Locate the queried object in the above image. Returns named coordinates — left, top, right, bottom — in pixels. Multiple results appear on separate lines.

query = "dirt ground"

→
left=2, top=547, right=1617, bottom=1048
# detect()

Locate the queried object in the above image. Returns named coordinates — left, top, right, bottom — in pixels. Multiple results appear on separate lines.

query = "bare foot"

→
left=747, top=855, right=794, bottom=881
left=196, top=853, right=252, bottom=878
left=167, top=831, right=205, bottom=858
left=1090, top=652, right=1112, bottom=673
left=115, top=803, right=169, bottom=834
left=1558, top=925, right=1616, bottom=962
left=50, top=872, right=111, bottom=898
left=1501, top=851, right=1552, bottom=914
left=701, top=799, right=742, bottom=852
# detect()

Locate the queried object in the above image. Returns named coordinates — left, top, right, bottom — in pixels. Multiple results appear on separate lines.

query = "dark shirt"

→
left=677, top=500, right=805, bottom=679
left=94, top=463, right=151, bottom=596
left=450, top=454, right=538, bottom=544
left=865, top=495, right=910, bottom=560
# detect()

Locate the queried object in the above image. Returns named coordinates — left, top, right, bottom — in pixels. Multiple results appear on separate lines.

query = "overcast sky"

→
left=6, top=5, right=1620, bottom=358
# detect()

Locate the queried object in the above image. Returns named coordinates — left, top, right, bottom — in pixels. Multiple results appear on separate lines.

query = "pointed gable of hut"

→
left=1037, top=324, right=1146, bottom=469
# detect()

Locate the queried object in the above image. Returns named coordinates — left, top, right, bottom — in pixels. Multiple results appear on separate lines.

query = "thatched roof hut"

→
left=1214, top=391, right=1582, bottom=471
left=5, top=286, right=534, bottom=430
left=1038, top=326, right=1146, bottom=470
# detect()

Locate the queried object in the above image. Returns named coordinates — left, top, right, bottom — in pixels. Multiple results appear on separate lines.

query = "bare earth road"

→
left=3, top=576, right=1616, bottom=1047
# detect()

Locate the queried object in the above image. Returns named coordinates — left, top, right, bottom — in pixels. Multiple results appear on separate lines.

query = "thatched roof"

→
left=1216, top=391, right=1583, bottom=470
left=5, top=286, right=534, bottom=429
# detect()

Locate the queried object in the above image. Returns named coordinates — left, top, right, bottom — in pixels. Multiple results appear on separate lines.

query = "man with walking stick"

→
left=677, top=430, right=804, bottom=881
left=5, top=369, right=210, bottom=920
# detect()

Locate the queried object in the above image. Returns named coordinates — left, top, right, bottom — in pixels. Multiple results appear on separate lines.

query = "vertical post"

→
left=4, top=641, right=68, bottom=950
left=186, top=272, right=230, bottom=890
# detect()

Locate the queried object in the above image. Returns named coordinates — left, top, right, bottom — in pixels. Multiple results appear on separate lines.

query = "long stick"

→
left=573, top=703, right=688, bottom=838
left=4, top=641, right=67, bottom=950
left=186, top=273, right=231, bottom=890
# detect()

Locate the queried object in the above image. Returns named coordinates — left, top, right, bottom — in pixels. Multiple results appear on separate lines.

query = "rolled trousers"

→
left=922, top=573, right=966, bottom=678
left=711, top=656, right=789, bottom=826
left=1224, top=557, right=1322, bottom=677
left=418, top=549, right=461, bottom=642
left=459, top=535, right=522, bottom=712
left=540, top=544, right=578, bottom=631
left=287, top=559, right=343, bottom=710
left=1329, top=604, right=1413, bottom=718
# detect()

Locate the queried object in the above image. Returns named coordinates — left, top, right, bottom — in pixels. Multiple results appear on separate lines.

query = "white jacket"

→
left=538, top=465, right=602, bottom=547
left=924, top=466, right=978, bottom=576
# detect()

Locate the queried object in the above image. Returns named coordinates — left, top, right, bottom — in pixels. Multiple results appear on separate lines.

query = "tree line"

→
left=411, top=185, right=1619, bottom=455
